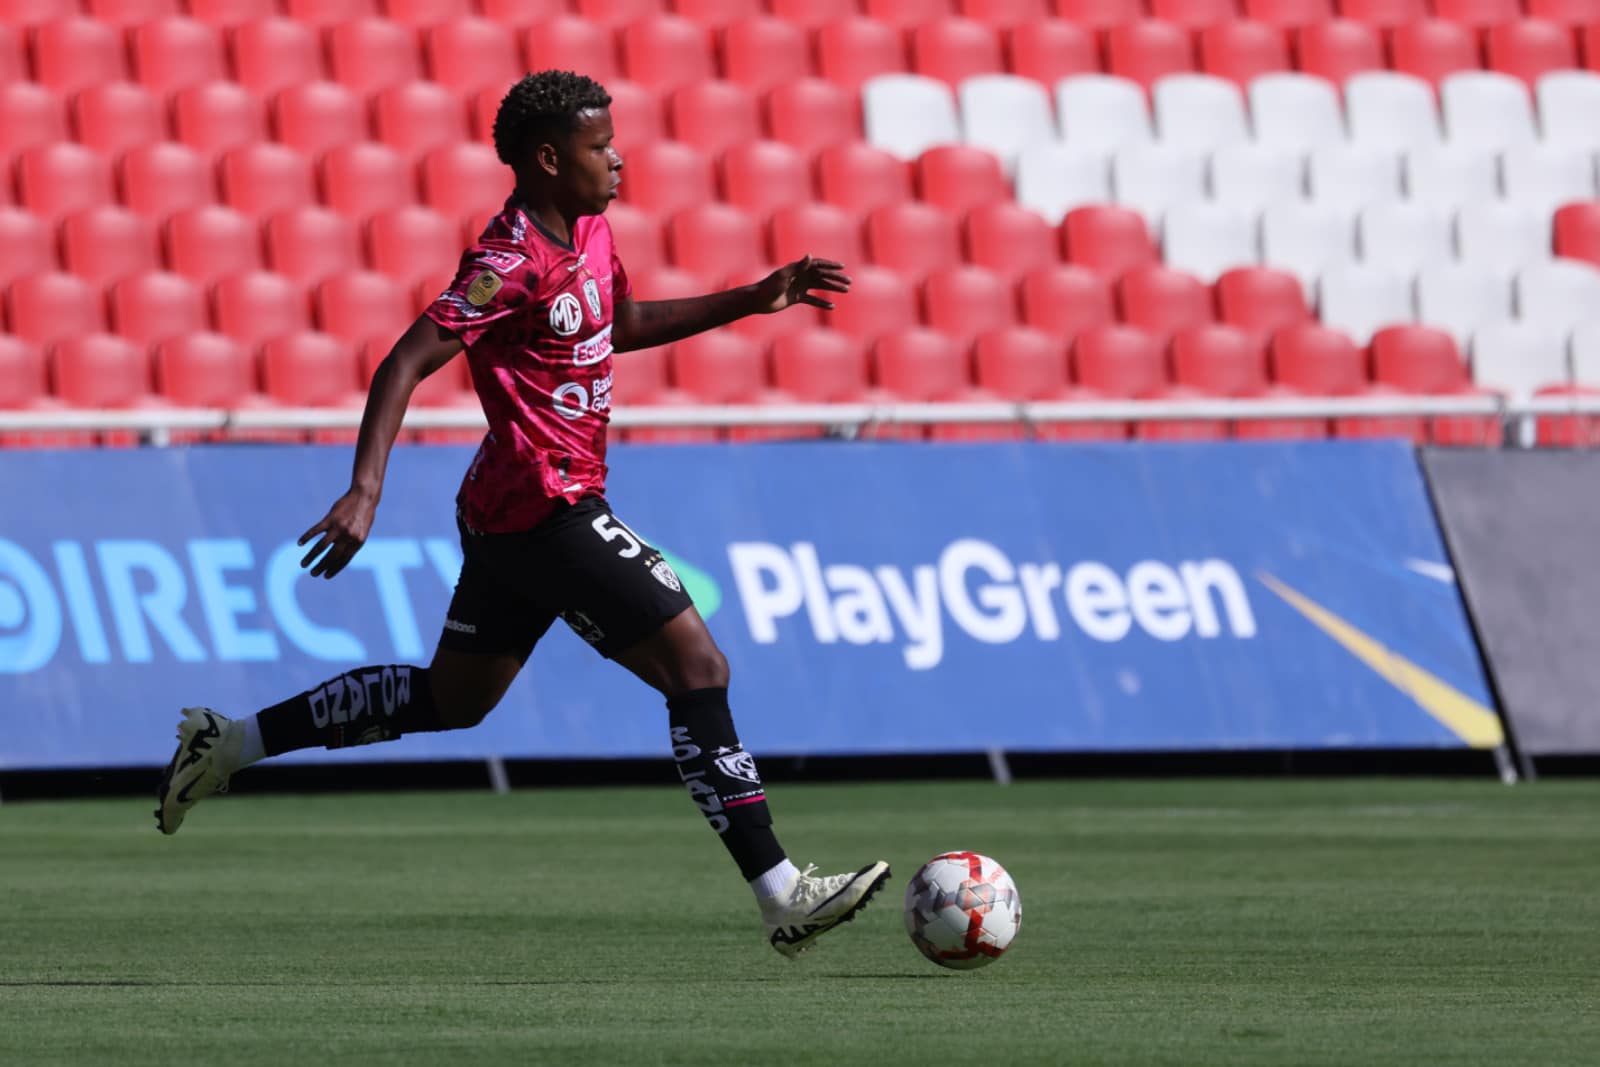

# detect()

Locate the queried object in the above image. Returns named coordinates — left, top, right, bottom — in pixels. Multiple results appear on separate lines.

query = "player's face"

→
left=561, top=108, right=622, bottom=216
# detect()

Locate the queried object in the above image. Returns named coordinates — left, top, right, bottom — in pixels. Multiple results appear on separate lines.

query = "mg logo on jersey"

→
left=582, top=277, right=602, bottom=321
left=549, top=292, right=583, bottom=336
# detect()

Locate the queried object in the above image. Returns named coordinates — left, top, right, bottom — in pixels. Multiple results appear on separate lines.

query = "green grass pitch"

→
left=2, top=778, right=1597, bottom=1066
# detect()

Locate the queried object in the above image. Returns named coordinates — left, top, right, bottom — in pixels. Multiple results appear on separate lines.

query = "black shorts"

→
left=438, top=496, right=694, bottom=662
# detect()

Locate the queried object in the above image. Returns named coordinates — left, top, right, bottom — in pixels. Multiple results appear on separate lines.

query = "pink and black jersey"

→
left=425, top=198, right=630, bottom=534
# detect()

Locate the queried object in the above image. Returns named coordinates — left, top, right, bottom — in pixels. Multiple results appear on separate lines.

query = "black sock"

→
left=256, top=665, right=444, bottom=755
left=667, top=687, right=787, bottom=881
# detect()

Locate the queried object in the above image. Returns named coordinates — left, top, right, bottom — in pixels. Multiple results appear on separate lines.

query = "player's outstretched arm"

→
left=297, top=316, right=464, bottom=580
left=613, top=256, right=850, bottom=353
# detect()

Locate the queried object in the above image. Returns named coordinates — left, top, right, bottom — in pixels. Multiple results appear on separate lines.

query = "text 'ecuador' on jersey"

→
left=424, top=200, right=631, bottom=534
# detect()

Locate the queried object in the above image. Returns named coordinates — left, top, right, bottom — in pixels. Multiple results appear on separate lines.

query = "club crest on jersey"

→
left=549, top=292, right=583, bottom=336
left=651, top=558, right=682, bottom=592
left=477, top=249, right=526, bottom=274
left=583, top=277, right=602, bottom=321
left=466, top=271, right=502, bottom=306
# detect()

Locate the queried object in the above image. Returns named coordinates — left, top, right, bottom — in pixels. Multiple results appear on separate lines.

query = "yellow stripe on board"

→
left=1258, top=573, right=1505, bottom=749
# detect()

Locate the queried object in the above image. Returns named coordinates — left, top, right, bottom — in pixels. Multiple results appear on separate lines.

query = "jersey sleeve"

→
left=611, top=241, right=631, bottom=303
left=424, top=243, right=536, bottom=347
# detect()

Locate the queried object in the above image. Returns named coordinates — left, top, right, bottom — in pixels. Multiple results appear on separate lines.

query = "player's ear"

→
left=535, top=140, right=560, bottom=178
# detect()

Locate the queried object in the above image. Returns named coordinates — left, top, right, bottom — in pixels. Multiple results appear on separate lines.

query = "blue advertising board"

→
left=0, top=441, right=1502, bottom=769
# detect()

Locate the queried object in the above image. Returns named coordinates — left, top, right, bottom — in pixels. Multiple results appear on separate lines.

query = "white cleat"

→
left=154, top=707, right=243, bottom=835
left=762, top=861, right=891, bottom=959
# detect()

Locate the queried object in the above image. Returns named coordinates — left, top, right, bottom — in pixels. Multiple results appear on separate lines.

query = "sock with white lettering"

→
left=667, top=687, right=787, bottom=881
left=255, top=665, right=444, bottom=756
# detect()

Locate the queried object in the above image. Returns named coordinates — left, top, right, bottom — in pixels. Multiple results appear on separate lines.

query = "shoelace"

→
left=787, top=864, right=853, bottom=909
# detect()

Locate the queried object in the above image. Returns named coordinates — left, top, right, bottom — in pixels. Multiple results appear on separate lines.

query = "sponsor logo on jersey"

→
left=443, top=618, right=477, bottom=634
left=477, top=249, right=526, bottom=274
left=652, top=558, right=682, bottom=592
left=552, top=381, right=588, bottom=420
left=572, top=323, right=612, bottom=367
left=466, top=271, right=503, bottom=306
left=550, top=292, right=583, bottom=335
left=582, top=277, right=602, bottom=320
left=511, top=213, right=526, bottom=242
left=713, top=748, right=761, bottom=784
left=435, top=292, right=484, bottom=319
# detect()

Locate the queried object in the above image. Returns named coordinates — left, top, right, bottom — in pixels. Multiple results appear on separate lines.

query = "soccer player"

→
left=155, top=71, right=889, bottom=958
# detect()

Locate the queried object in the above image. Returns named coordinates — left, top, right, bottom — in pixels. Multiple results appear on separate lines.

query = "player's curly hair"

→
left=492, top=70, right=613, bottom=167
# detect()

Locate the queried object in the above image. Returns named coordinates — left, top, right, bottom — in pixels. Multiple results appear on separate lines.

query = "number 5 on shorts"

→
left=591, top=514, right=643, bottom=558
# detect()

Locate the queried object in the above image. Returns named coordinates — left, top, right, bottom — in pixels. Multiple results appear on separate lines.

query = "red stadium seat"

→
left=621, top=16, right=715, bottom=92
left=1117, top=265, right=1213, bottom=338
left=130, top=17, right=228, bottom=94
left=972, top=327, right=1069, bottom=399
left=815, top=142, right=914, bottom=217
left=1061, top=206, right=1159, bottom=279
left=816, top=17, right=908, bottom=91
left=72, top=82, right=164, bottom=156
left=722, top=17, right=811, bottom=91
left=770, top=329, right=872, bottom=401
left=426, top=17, right=521, bottom=93
left=316, top=271, right=413, bottom=347
left=1391, top=21, right=1480, bottom=87
left=912, top=18, right=1006, bottom=85
left=0, top=0, right=76, bottom=26
left=669, top=80, right=762, bottom=154
left=627, top=265, right=703, bottom=300
left=617, top=141, right=715, bottom=216
left=1054, top=0, right=1143, bottom=31
left=1005, top=21, right=1098, bottom=84
left=915, top=146, right=1010, bottom=215
left=213, top=270, right=311, bottom=348
left=0, top=209, right=56, bottom=287
left=265, top=208, right=363, bottom=284
left=823, top=264, right=917, bottom=340
left=1106, top=20, right=1196, bottom=87
left=768, top=203, right=865, bottom=265
left=964, top=203, right=1057, bottom=281
left=372, top=82, right=469, bottom=162
left=419, top=143, right=509, bottom=221
left=865, top=202, right=963, bottom=282
left=479, top=0, right=566, bottom=25
left=219, top=144, right=316, bottom=217
left=1269, top=322, right=1366, bottom=394
left=229, top=17, right=326, bottom=95
left=1370, top=324, right=1470, bottom=391
left=601, top=202, right=666, bottom=276
left=61, top=207, right=160, bottom=285
left=1244, top=0, right=1332, bottom=26
left=1150, top=0, right=1236, bottom=28
left=766, top=0, right=854, bottom=29
left=1585, top=24, right=1600, bottom=68
left=523, top=17, right=621, bottom=83
left=32, top=17, right=128, bottom=92
left=671, top=331, right=771, bottom=402
left=273, top=82, right=368, bottom=157
left=384, top=0, right=473, bottom=26
left=601, top=81, right=664, bottom=148
left=86, top=0, right=180, bottom=22
left=1295, top=20, right=1385, bottom=84
left=187, top=0, right=277, bottom=26
left=110, top=271, right=207, bottom=345
left=119, top=143, right=216, bottom=221
left=764, top=79, right=861, bottom=153
left=0, top=83, right=68, bottom=159
left=51, top=333, right=153, bottom=408
left=320, top=143, right=415, bottom=220
left=172, top=82, right=268, bottom=155
left=1433, top=0, right=1519, bottom=30
left=1214, top=266, right=1312, bottom=339
left=17, top=143, right=113, bottom=220
left=261, top=331, right=362, bottom=406
left=1018, top=264, right=1115, bottom=340
left=155, top=332, right=259, bottom=406
left=326, top=17, right=422, bottom=94
left=864, top=0, right=956, bottom=25
left=7, top=273, right=106, bottom=346
left=675, top=0, right=762, bottom=28
left=163, top=205, right=261, bottom=283
left=1199, top=21, right=1292, bottom=85
left=962, top=0, right=1050, bottom=27
left=0, top=335, right=47, bottom=409
left=282, top=0, right=379, bottom=27
left=721, top=141, right=813, bottom=219
left=1335, top=0, right=1424, bottom=27
left=873, top=328, right=975, bottom=400
left=1072, top=324, right=1167, bottom=396
left=609, top=340, right=673, bottom=407
left=366, top=205, right=461, bottom=285
left=668, top=204, right=764, bottom=281
left=921, top=265, right=1017, bottom=344
left=1487, top=20, right=1579, bottom=87
left=1554, top=201, right=1600, bottom=266
left=1171, top=323, right=1269, bottom=395
left=1527, top=0, right=1600, bottom=25
left=574, top=0, right=657, bottom=25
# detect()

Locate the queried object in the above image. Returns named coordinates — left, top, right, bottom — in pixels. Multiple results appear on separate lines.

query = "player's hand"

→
left=756, top=256, right=851, bottom=313
left=298, top=487, right=377, bottom=580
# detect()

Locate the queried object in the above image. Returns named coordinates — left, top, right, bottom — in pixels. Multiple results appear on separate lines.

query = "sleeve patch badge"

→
left=477, top=249, right=526, bottom=274
left=466, top=270, right=503, bottom=306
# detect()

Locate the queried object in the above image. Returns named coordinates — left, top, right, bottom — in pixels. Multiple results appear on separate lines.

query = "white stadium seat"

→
left=1501, top=146, right=1598, bottom=215
left=1515, top=259, right=1600, bottom=333
left=1470, top=321, right=1570, bottom=399
left=1261, top=201, right=1357, bottom=297
left=1537, top=71, right=1600, bottom=152
left=1162, top=202, right=1260, bottom=282
left=1346, top=72, right=1441, bottom=150
left=1456, top=203, right=1551, bottom=270
left=1404, top=147, right=1501, bottom=208
left=958, top=75, right=1056, bottom=174
left=1318, top=263, right=1416, bottom=344
left=1357, top=203, right=1454, bottom=272
left=1057, top=75, right=1153, bottom=152
left=1416, top=263, right=1516, bottom=348
left=1440, top=72, right=1538, bottom=151
left=1153, top=74, right=1250, bottom=152
left=1307, top=146, right=1403, bottom=212
left=1570, top=321, right=1600, bottom=386
left=862, top=74, right=960, bottom=161
left=1209, top=145, right=1304, bottom=210
left=1015, top=146, right=1112, bottom=224
left=1111, top=144, right=1208, bottom=225
left=1248, top=73, right=1345, bottom=151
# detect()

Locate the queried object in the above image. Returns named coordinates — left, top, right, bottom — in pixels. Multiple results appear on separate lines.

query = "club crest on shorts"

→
left=582, top=277, right=602, bottom=321
left=651, top=559, right=682, bottom=592
left=549, top=292, right=583, bottom=336
left=714, top=749, right=761, bottom=784
left=466, top=270, right=502, bottom=306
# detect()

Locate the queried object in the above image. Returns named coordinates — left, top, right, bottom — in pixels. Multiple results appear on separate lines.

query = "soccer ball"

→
left=903, top=851, right=1021, bottom=970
